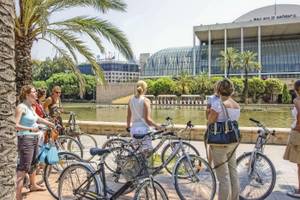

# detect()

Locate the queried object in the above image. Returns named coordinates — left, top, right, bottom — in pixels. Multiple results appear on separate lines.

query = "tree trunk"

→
left=242, top=68, right=249, bottom=104
left=0, top=1, right=17, bottom=199
left=227, top=62, right=231, bottom=78
left=15, top=35, right=33, bottom=96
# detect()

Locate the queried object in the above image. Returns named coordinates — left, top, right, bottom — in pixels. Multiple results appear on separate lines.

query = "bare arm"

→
left=127, top=103, right=131, bottom=129
left=294, top=98, right=300, bottom=132
left=37, top=116, right=54, bottom=127
left=143, top=99, right=160, bottom=129
left=207, top=109, right=218, bottom=125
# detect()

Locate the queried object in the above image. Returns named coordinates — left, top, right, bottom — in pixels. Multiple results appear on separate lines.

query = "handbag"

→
left=206, top=101, right=241, bottom=144
left=38, top=142, right=59, bottom=165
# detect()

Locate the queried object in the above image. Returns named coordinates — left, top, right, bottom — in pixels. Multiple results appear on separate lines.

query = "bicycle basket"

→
left=118, top=153, right=143, bottom=181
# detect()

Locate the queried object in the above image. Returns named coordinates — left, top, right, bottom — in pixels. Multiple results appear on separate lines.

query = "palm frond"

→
left=40, top=37, right=86, bottom=97
left=47, top=0, right=126, bottom=14
left=46, top=29, right=105, bottom=83
left=50, top=16, right=133, bottom=59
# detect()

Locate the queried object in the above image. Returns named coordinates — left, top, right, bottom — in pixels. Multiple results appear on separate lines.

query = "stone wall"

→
left=96, top=83, right=135, bottom=104
left=74, top=121, right=289, bottom=145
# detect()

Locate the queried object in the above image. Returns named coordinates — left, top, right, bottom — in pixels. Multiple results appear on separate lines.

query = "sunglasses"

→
left=55, top=91, right=61, bottom=94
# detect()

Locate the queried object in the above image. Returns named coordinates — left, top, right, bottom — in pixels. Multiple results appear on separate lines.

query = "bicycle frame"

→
left=69, top=159, right=134, bottom=200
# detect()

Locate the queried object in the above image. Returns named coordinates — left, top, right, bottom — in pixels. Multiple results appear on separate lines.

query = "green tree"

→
left=218, top=47, right=239, bottom=78
left=237, top=50, right=261, bottom=103
left=144, top=79, right=156, bottom=95
left=230, top=77, right=244, bottom=97
left=32, top=57, right=70, bottom=81
left=15, top=0, right=133, bottom=96
left=282, top=83, right=292, bottom=104
left=174, top=72, right=193, bottom=95
left=190, top=74, right=211, bottom=97
left=152, top=77, right=175, bottom=96
left=248, top=77, right=265, bottom=103
left=265, top=78, right=283, bottom=103
left=0, top=0, right=17, bottom=198
left=33, top=80, right=47, bottom=90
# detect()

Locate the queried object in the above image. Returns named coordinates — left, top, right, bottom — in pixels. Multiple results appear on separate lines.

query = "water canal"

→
left=62, top=103, right=292, bottom=128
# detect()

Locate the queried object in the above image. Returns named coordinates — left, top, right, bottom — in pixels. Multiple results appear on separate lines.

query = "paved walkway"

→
left=26, top=135, right=298, bottom=200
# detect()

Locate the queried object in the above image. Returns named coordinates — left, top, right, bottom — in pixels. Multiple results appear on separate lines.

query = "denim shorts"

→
left=17, top=135, right=39, bottom=173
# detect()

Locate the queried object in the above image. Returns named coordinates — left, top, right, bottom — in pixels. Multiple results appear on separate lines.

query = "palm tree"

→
left=176, top=72, right=193, bottom=94
left=15, top=0, right=133, bottom=95
left=218, top=47, right=239, bottom=78
left=0, top=0, right=17, bottom=199
left=237, top=50, right=261, bottom=103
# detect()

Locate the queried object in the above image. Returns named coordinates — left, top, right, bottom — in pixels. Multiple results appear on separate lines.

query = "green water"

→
left=62, top=103, right=292, bottom=128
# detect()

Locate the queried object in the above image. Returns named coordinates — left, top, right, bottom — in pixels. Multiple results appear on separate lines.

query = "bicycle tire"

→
left=57, top=135, right=83, bottom=159
left=161, top=141, right=200, bottom=175
left=173, top=155, right=216, bottom=200
left=103, top=146, right=141, bottom=194
left=58, top=163, right=101, bottom=200
left=77, top=133, right=98, bottom=161
left=133, top=178, right=169, bottom=200
left=44, top=151, right=82, bottom=199
left=237, top=152, right=276, bottom=200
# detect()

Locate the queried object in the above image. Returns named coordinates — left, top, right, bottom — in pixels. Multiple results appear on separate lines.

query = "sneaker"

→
left=287, top=191, right=300, bottom=198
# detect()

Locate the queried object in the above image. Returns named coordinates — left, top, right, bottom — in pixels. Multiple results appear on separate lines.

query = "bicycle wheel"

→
left=77, top=134, right=98, bottom=161
left=102, top=137, right=128, bottom=149
left=104, top=146, right=141, bottom=194
left=173, top=155, right=216, bottom=200
left=57, top=135, right=83, bottom=159
left=161, top=141, right=200, bottom=175
left=58, top=163, right=100, bottom=200
left=237, top=152, right=276, bottom=200
left=133, top=179, right=169, bottom=200
left=44, top=152, right=82, bottom=199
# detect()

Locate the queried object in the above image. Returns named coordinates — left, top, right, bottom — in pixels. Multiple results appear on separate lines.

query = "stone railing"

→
left=72, top=121, right=289, bottom=145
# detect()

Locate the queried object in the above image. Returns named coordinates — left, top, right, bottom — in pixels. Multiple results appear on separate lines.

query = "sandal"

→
left=29, top=185, right=46, bottom=192
left=287, top=191, right=300, bottom=198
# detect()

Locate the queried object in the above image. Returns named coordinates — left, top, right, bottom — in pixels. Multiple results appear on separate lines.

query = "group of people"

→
left=15, top=85, right=63, bottom=200
left=126, top=79, right=300, bottom=199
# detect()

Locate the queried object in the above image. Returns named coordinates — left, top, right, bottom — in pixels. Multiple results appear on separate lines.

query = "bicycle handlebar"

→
left=249, top=118, right=260, bottom=124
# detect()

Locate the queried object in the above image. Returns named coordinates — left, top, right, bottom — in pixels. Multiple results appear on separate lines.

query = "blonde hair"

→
left=52, top=86, right=61, bottom=94
left=216, top=78, right=234, bottom=97
left=136, top=80, right=147, bottom=96
left=19, top=85, right=35, bottom=102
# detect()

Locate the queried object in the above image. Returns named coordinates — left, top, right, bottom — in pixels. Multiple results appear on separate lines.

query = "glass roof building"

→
left=142, top=4, right=300, bottom=79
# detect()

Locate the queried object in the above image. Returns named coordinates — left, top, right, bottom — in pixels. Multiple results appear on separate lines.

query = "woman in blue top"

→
left=15, top=85, right=54, bottom=200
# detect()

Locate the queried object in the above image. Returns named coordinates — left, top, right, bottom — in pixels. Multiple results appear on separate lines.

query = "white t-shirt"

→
left=211, top=100, right=240, bottom=122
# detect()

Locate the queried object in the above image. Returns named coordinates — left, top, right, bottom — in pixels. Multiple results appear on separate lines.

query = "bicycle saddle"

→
left=89, top=148, right=110, bottom=156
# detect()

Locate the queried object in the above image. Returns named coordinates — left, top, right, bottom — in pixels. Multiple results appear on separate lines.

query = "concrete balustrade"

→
left=71, top=120, right=290, bottom=145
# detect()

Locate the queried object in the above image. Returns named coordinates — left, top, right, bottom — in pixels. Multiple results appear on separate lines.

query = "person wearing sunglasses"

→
left=43, top=86, right=64, bottom=133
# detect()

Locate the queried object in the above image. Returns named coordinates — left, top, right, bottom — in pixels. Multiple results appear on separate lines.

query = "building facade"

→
left=78, top=60, right=139, bottom=83
left=142, top=4, right=300, bottom=79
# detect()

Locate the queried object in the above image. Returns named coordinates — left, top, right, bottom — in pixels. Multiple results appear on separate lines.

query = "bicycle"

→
left=35, top=125, right=83, bottom=199
left=107, top=121, right=216, bottom=200
left=64, top=111, right=98, bottom=161
left=103, top=117, right=200, bottom=175
left=237, top=118, right=276, bottom=200
left=58, top=147, right=169, bottom=200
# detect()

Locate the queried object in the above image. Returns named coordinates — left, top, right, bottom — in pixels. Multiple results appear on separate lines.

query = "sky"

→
left=31, top=0, right=300, bottom=62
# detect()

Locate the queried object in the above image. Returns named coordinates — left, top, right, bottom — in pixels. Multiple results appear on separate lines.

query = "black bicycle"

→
left=237, top=118, right=276, bottom=200
left=58, top=147, right=168, bottom=200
